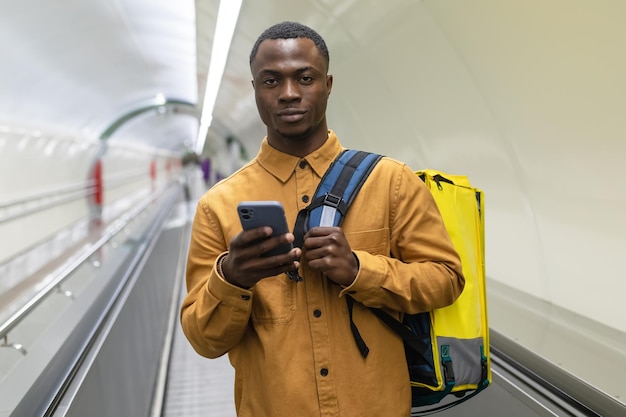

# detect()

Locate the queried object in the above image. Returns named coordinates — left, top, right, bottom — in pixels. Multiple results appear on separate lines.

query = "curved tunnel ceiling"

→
left=0, top=0, right=198, bottom=152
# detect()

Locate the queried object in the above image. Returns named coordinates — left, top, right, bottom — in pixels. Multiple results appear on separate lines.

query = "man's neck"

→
left=267, top=126, right=329, bottom=158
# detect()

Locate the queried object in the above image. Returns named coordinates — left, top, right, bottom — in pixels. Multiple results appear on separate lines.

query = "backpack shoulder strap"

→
left=292, top=150, right=383, bottom=249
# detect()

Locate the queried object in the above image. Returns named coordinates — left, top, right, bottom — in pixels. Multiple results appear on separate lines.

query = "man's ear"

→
left=326, top=74, right=333, bottom=96
left=251, top=80, right=255, bottom=89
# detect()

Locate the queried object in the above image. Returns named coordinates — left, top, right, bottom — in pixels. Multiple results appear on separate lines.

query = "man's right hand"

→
left=221, top=226, right=301, bottom=288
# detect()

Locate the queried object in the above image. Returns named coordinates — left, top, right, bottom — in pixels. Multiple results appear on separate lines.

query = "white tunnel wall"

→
left=318, top=0, right=626, bottom=332
left=0, top=125, right=182, bottom=285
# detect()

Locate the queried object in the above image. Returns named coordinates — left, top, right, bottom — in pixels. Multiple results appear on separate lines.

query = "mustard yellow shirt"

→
left=181, top=131, right=464, bottom=417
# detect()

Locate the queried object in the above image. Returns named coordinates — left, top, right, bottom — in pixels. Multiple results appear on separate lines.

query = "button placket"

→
left=295, top=158, right=314, bottom=211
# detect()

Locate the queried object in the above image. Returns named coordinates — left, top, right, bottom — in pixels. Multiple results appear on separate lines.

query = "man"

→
left=181, top=21, right=464, bottom=417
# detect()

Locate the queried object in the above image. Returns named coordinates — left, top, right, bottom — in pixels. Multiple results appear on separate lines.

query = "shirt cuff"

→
left=208, top=252, right=254, bottom=304
left=338, top=249, right=385, bottom=298
left=339, top=251, right=363, bottom=296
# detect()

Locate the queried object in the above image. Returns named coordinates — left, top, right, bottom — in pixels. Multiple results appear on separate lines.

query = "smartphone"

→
left=237, top=201, right=293, bottom=257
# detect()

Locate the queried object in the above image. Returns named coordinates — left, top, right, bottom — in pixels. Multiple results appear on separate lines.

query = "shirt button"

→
left=313, top=309, right=322, bottom=318
left=299, top=160, right=307, bottom=169
left=302, top=195, right=309, bottom=203
left=320, top=367, right=329, bottom=377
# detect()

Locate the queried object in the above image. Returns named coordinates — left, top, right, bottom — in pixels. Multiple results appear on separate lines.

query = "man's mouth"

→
left=277, top=109, right=306, bottom=122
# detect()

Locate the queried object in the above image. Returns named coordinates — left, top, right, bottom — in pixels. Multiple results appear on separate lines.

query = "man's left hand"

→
left=302, top=226, right=358, bottom=287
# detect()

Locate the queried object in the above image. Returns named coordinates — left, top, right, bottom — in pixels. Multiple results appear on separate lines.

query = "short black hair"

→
left=249, top=21, right=330, bottom=70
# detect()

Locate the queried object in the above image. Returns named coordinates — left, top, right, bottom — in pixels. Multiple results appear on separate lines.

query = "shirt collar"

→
left=256, top=130, right=344, bottom=182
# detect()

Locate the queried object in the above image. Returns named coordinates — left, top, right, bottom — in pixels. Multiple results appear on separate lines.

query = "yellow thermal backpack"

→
left=413, top=170, right=490, bottom=413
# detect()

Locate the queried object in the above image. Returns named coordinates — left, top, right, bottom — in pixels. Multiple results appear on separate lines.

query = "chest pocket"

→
left=251, top=274, right=296, bottom=324
left=345, top=227, right=389, bottom=255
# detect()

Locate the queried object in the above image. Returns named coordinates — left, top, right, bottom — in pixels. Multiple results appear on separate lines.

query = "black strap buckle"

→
left=323, top=193, right=342, bottom=208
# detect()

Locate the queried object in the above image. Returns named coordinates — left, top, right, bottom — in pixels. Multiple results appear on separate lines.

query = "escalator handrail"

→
left=491, top=330, right=625, bottom=417
left=0, top=181, right=177, bottom=339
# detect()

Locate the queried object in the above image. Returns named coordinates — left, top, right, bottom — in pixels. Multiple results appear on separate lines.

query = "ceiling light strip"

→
left=195, top=0, right=243, bottom=155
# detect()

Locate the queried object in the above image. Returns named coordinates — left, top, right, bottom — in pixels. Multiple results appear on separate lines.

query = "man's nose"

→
left=279, top=79, right=301, bottom=101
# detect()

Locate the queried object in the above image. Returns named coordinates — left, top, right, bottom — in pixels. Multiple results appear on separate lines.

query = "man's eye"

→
left=264, top=79, right=277, bottom=86
left=300, top=76, right=313, bottom=83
